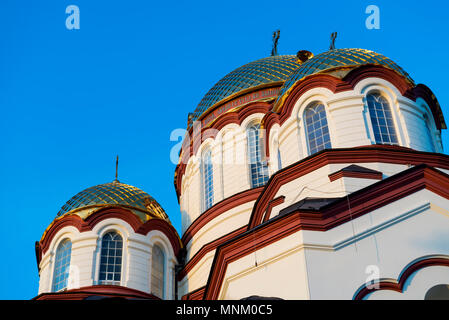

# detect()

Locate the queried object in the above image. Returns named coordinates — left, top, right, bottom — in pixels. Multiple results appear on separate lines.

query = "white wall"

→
left=216, top=189, right=449, bottom=300
left=179, top=78, right=441, bottom=236
left=38, top=216, right=178, bottom=300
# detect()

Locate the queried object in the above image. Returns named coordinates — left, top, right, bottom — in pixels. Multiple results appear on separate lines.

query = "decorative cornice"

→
left=33, top=285, right=160, bottom=300
left=353, top=255, right=449, bottom=300
left=263, top=65, right=445, bottom=157
left=328, top=165, right=383, bottom=182
left=248, top=146, right=449, bottom=229
left=174, top=103, right=271, bottom=201
left=176, top=65, right=445, bottom=195
left=178, top=226, right=246, bottom=281
left=203, top=164, right=449, bottom=300
left=181, top=187, right=263, bottom=246
left=181, top=286, right=206, bottom=300
left=37, top=207, right=181, bottom=268
left=262, top=196, right=285, bottom=223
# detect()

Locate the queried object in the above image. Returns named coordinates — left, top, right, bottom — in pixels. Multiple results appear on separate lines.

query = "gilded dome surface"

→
left=189, top=55, right=301, bottom=127
left=56, top=180, right=168, bottom=221
left=276, top=48, right=414, bottom=104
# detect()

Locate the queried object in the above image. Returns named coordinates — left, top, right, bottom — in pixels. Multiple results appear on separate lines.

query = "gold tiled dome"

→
left=275, top=48, right=414, bottom=107
left=57, top=180, right=168, bottom=221
left=188, top=55, right=301, bottom=128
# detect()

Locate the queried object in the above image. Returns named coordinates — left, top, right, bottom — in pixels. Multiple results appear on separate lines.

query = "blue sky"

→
left=0, top=0, right=448, bottom=299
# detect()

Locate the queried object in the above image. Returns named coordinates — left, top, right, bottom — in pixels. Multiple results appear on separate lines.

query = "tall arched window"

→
left=99, top=231, right=123, bottom=285
left=52, top=239, right=72, bottom=292
left=366, top=93, right=398, bottom=145
left=247, top=124, right=269, bottom=188
left=151, top=245, right=165, bottom=299
left=424, top=114, right=435, bottom=152
left=277, top=149, right=282, bottom=170
left=304, top=102, right=332, bottom=155
left=202, top=149, right=214, bottom=212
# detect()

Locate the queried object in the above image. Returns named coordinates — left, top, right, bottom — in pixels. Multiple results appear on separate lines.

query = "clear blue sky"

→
left=0, top=0, right=448, bottom=299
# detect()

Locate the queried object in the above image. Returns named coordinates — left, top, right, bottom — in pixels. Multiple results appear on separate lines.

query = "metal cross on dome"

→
left=114, top=155, right=119, bottom=182
left=271, top=30, right=280, bottom=56
left=330, top=32, right=337, bottom=50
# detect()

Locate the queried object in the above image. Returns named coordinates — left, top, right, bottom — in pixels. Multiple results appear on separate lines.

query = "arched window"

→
left=425, top=284, right=449, bottom=300
left=99, top=231, right=123, bottom=285
left=277, top=149, right=282, bottom=170
left=52, top=239, right=72, bottom=292
left=424, top=114, right=435, bottom=152
left=151, top=245, right=165, bottom=299
left=366, top=93, right=398, bottom=145
left=202, top=149, right=214, bottom=212
left=247, top=124, right=269, bottom=188
left=304, top=102, right=332, bottom=155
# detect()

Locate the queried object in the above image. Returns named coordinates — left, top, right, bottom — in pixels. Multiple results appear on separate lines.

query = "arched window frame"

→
left=151, top=243, right=166, bottom=299
left=200, top=147, right=214, bottom=213
left=364, top=91, right=400, bottom=146
left=147, top=231, right=177, bottom=300
left=97, top=229, right=124, bottom=286
left=246, top=122, right=269, bottom=188
left=303, top=101, right=332, bottom=156
left=423, top=113, right=436, bottom=152
left=51, top=238, right=72, bottom=292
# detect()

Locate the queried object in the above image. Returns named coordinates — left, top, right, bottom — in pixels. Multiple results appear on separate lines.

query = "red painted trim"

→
left=39, top=215, right=86, bottom=256
left=204, top=164, right=449, bottom=299
left=263, top=66, right=444, bottom=158
left=181, top=187, right=263, bottom=246
left=353, top=256, right=449, bottom=300
left=39, top=207, right=181, bottom=264
left=413, top=84, right=446, bottom=130
left=84, top=207, right=143, bottom=231
left=182, top=286, right=206, bottom=300
left=175, top=102, right=271, bottom=200
left=177, top=65, right=444, bottom=198
left=178, top=226, right=246, bottom=280
left=33, top=285, right=160, bottom=300
left=328, top=170, right=383, bottom=182
left=262, top=196, right=285, bottom=223
left=248, top=146, right=449, bottom=229
left=137, top=218, right=182, bottom=256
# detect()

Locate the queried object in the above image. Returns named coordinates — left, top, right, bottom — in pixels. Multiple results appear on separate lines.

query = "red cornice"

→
left=181, top=286, right=206, bottom=300
left=181, top=187, right=263, bottom=246
left=176, top=65, right=445, bottom=198
left=328, top=169, right=383, bottom=182
left=38, top=207, right=181, bottom=266
left=262, top=196, right=285, bottom=223
left=174, top=103, right=271, bottom=200
left=203, top=164, right=449, bottom=299
left=178, top=226, right=246, bottom=281
left=33, top=285, right=160, bottom=300
left=353, top=256, right=449, bottom=300
left=263, top=65, right=444, bottom=157
left=248, top=146, right=449, bottom=229
left=137, top=218, right=182, bottom=256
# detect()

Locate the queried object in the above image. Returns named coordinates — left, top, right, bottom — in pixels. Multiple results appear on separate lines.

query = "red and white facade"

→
left=175, top=50, right=449, bottom=300
left=35, top=48, right=449, bottom=300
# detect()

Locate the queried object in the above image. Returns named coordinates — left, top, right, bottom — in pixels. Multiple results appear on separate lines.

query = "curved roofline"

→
left=188, top=55, right=300, bottom=128
left=190, top=81, right=283, bottom=130
left=56, top=180, right=168, bottom=223
left=273, top=62, right=415, bottom=111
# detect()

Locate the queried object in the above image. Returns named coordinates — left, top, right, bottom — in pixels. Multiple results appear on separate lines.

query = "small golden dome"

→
left=57, top=180, right=168, bottom=221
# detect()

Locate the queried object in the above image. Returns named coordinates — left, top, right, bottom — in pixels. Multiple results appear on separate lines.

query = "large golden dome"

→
left=275, top=48, right=414, bottom=106
left=188, top=55, right=301, bottom=128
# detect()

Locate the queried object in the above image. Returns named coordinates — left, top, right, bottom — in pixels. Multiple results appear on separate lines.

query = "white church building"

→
left=34, top=47, right=449, bottom=300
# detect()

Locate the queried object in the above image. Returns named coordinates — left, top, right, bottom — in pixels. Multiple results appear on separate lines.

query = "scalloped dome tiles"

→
left=56, top=180, right=168, bottom=222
